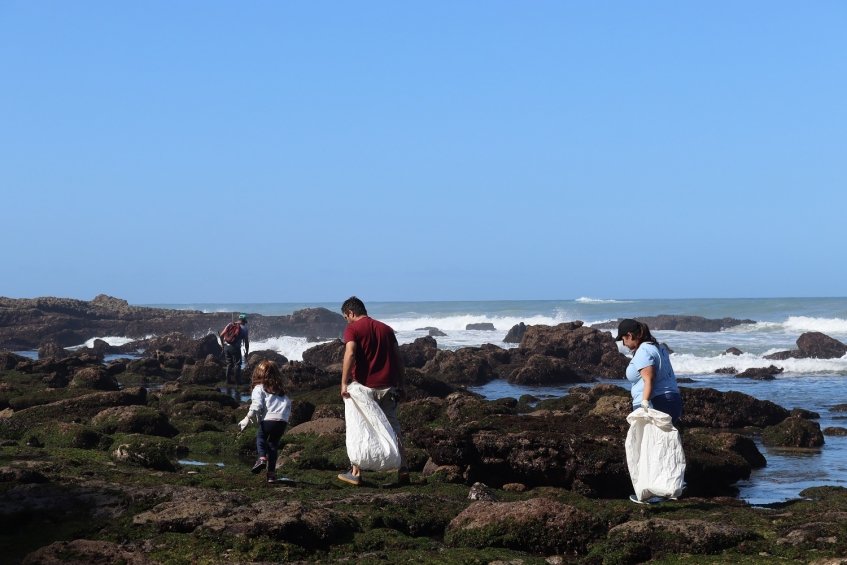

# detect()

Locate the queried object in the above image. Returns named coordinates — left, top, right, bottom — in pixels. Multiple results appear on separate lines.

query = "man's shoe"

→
left=337, top=470, right=361, bottom=486
left=251, top=458, right=267, bottom=474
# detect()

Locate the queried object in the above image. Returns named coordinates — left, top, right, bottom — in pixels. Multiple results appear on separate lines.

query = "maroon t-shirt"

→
left=343, top=316, right=399, bottom=389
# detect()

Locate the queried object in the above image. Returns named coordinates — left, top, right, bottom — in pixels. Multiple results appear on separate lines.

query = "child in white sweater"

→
left=239, top=360, right=292, bottom=482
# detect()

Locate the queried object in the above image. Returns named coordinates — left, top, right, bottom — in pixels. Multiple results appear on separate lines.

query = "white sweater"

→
left=247, top=384, right=292, bottom=422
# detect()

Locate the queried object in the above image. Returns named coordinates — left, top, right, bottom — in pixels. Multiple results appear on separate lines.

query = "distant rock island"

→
left=0, top=295, right=347, bottom=350
left=591, top=315, right=756, bottom=333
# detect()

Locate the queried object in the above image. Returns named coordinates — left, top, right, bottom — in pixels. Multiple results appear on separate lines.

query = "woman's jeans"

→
left=257, top=420, right=287, bottom=472
left=650, top=391, right=683, bottom=428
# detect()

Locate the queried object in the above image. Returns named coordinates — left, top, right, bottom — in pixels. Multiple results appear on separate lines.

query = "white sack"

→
left=343, top=381, right=402, bottom=471
left=625, top=407, right=686, bottom=501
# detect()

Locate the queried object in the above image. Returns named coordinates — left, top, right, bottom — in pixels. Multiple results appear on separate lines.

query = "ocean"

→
left=131, top=297, right=847, bottom=504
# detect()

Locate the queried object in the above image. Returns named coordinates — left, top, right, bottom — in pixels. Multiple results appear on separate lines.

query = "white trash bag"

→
left=625, top=407, right=686, bottom=501
left=343, top=381, right=402, bottom=471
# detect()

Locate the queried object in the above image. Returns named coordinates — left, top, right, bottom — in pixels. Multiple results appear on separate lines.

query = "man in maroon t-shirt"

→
left=337, top=296, right=408, bottom=487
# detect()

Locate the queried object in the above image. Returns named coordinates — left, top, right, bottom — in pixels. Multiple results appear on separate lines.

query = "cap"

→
left=615, top=319, right=640, bottom=341
left=238, top=313, right=248, bottom=321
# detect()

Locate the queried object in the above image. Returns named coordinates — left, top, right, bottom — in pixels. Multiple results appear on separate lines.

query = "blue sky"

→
left=2, top=2, right=845, bottom=303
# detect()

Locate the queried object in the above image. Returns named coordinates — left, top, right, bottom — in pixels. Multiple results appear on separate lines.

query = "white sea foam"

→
left=575, top=297, right=630, bottom=304
left=783, top=316, right=847, bottom=335
left=250, top=336, right=333, bottom=362
left=382, top=313, right=569, bottom=333
left=670, top=352, right=847, bottom=376
left=69, top=336, right=150, bottom=350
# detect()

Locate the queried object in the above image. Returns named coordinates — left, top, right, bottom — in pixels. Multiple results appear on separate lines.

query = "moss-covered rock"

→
left=111, top=434, right=178, bottom=471
left=604, top=517, right=757, bottom=557
left=91, top=406, right=178, bottom=438
left=762, top=416, right=825, bottom=448
left=445, top=497, right=602, bottom=554
left=0, top=387, right=147, bottom=439
left=69, top=367, right=119, bottom=391
left=30, top=422, right=109, bottom=450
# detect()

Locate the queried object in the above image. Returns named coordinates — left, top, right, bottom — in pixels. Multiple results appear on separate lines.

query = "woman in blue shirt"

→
left=616, top=318, right=682, bottom=425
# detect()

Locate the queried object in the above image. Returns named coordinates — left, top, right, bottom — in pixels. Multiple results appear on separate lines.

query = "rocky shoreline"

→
left=2, top=300, right=846, bottom=563
left=0, top=295, right=347, bottom=350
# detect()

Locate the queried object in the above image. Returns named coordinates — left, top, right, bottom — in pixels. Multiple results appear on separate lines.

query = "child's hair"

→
left=254, top=359, right=286, bottom=395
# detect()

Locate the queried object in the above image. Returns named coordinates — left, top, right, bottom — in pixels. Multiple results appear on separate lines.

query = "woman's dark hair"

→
left=341, top=296, right=367, bottom=317
left=254, top=359, right=286, bottom=395
left=633, top=321, right=659, bottom=346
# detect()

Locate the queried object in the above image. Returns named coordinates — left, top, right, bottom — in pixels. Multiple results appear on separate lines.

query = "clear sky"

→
left=2, top=2, right=845, bottom=303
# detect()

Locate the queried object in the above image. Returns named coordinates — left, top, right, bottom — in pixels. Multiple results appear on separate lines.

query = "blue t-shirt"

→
left=626, top=342, right=679, bottom=407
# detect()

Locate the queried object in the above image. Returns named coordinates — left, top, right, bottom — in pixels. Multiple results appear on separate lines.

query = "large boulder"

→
left=766, top=331, right=847, bottom=360
left=69, top=367, right=120, bottom=391
left=92, top=406, right=179, bottom=437
left=503, top=322, right=527, bottom=344
left=421, top=348, right=495, bottom=385
left=735, top=365, right=783, bottom=380
left=445, top=498, right=603, bottom=554
left=762, top=417, right=825, bottom=448
left=518, top=322, right=628, bottom=378
left=400, top=336, right=438, bottom=369
left=112, top=435, right=177, bottom=471
left=681, top=387, right=790, bottom=428
left=605, top=518, right=757, bottom=558
left=301, top=339, right=344, bottom=370
left=179, top=358, right=225, bottom=385
left=508, top=354, right=594, bottom=385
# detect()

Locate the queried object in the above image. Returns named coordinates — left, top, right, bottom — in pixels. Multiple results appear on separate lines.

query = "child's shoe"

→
left=267, top=472, right=277, bottom=483
left=251, top=457, right=267, bottom=474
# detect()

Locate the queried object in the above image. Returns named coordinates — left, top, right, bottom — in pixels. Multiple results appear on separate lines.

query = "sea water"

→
left=88, top=297, right=847, bottom=503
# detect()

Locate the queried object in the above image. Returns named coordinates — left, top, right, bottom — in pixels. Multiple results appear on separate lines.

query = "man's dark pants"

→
left=224, top=344, right=242, bottom=385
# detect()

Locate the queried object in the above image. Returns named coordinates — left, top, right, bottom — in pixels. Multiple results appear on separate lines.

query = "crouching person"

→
left=239, top=360, right=291, bottom=483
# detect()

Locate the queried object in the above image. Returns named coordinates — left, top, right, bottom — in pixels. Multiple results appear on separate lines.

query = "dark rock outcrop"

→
left=681, top=387, right=790, bottom=428
left=735, top=365, right=783, bottom=380
left=301, top=339, right=344, bottom=370
left=400, top=336, right=438, bottom=369
left=518, top=321, right=628, bottom=379
left=762, top=417, right=825, bottom=448
left=508, top=354, right=594, bottom=385
left=766, top=331, right=847, bottom=360
left=592, top=315, right=756, bottom=332
left=421, top=348, right=496, bottom=385
left=445, top=498, right=603, bottom=555
left=466, top=323, right=496, bottom=331
left=0, top=295, right=346, bottom=349
left=503, top=322, right=527, bottom=343
left=416, top=326, right=447, bottom=337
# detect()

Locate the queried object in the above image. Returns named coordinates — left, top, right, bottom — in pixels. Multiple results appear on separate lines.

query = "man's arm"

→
left=341, top=340, right=356, bottom=398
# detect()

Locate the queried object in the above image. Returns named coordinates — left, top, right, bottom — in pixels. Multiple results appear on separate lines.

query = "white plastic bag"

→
left=343, top=381, right=402, bottom=471
left=625, top=407, right=686, bottom=501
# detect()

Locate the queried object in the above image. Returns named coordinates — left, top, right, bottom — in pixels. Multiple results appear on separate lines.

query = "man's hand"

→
left=341, top=384, right=350, bottom=399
